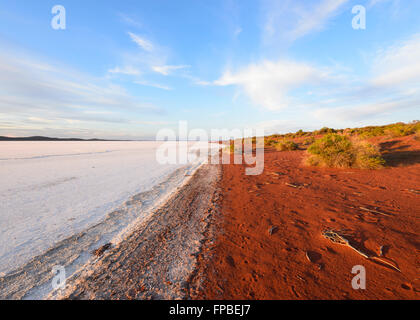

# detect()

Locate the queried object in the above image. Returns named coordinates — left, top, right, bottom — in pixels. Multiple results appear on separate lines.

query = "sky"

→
left=0, top=0, right=419, bottom=139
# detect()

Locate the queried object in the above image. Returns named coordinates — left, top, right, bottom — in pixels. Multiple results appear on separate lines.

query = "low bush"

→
left=384, top=122, right=419, bottom=137
left=273, top=140, right=298, bottom=151
left=349, top=121, right=420, bottom=138
left=228, top=140, right=242, bottom=153
left=314, top=127, right=336, bottom=135
left=305, top=134, right=384, bottom=169
left=303, top=136, right=315, bottom=146
left=264, top=138, right=276, bottom=147
left=356, top=126, right=386, bottom=138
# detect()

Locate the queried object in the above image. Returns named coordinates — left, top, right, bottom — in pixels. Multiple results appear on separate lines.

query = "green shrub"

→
left=306, top=134, right=354, bottom=167
left=315, top=127, right=336, bottom=135
left=385, top=122, right=418, bottom=137
left=296, top=129, right=304, bottom=136
left=229, top=142, right=235, bottom=153
left=357, top=126, right=386, bottom=138
left=229, top=139, right=247, bottom=154
left=345, top=121, right=419, bottom=138
left=264, top=138, right=276, bottom=147
left=305, top=134, right=384, bottom=169
left=273, top=139, right=298, bottom=151
left=228, top=140, right=241, bottom=153
left=353, top=141, right=386, bottom=169
left=303, top=137, right=315, bottom=146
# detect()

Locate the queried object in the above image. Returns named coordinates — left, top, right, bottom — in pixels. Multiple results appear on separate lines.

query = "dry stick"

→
left=285, top=183, right=300, bottom=188
left=322, top=230, right=369, bottom=258
left=371, top=256, right=401, bottom=272
left=359, top=206, right=393, bottom=217
left=322, top=230, right=401, bottom=272
left=407, top=189, right=420, bottom=194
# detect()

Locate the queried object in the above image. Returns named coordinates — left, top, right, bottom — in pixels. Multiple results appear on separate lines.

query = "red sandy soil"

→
left=191, top=135, right=419, bottom=300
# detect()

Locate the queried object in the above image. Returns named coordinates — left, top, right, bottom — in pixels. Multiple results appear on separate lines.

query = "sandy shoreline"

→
left=4, top=136, right=417, bottom=300
left=50, top=163, right=221, bottom=299
left=192, top=135, right=419, bottom=300
left=0, top=164, right=204, bottom=300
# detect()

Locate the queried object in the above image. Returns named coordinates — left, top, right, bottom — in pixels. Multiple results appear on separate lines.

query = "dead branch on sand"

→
left=322, top=230, right=401, bottom=272
left=359, top=206, right=393, bottom=217
left=285, top=183, right=300, bottom=188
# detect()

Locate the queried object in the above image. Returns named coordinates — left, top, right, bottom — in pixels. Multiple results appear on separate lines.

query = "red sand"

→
left=193, top=135, right=419, bottom=300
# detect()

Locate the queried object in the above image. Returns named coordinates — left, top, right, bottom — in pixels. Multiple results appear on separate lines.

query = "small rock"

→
left=92, top=243, right=112, bottom=257
left=268, top=225, right=278, bottom=235
left=226, top=255, right=235, bottom=267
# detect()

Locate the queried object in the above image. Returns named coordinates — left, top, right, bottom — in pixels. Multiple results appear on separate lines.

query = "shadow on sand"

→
left=382, top=149, right=420, bottom=167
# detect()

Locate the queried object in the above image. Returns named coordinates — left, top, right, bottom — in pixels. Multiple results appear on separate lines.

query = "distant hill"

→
left=0, top=136, right=116, bottom=141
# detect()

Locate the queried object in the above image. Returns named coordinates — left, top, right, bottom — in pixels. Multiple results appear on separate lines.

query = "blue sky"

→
left=0, top=0, right=419, bottom=139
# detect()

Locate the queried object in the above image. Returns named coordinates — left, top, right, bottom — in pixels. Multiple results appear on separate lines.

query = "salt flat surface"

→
left=0, top=141, right=214, bottom=276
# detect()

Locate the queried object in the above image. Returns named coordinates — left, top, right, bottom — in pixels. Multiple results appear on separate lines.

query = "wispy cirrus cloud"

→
left=152, top=65, right=190, bottom=76
left=214, top=59, right=332, bottom=111
left=371, top=34, right=420, bottom=87
left=108, top=31, right=189, bottom=90
left=134, top=80, right=172, bottom=90
left=0, top=49, right=161, bottom=138
left=212, top=33, right=420, bottom=126
left=107, top=32, right=186, bottom=91
left=118, top=13, right=142, bottom=28
left=313, top=97, right=420, bottom=123
left=128, top=32, right=154, bottom=52
left=368, top=0, right=400, bottom=8
left=262, top=0, right=349, bottom=44
left=313, top=35, right=420, bottom=123
left=246, top=119, right=305, bottom=135
left=108, top=66, right=141, bottom=75
left=108, top=32, right=166, bottom=78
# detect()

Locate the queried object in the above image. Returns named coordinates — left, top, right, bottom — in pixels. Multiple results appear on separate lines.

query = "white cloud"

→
left=131, top=120, right=171, bottom=125
left=209, top=31, right=420, bottom=127
left=262, top=0, right=349, bottom=43
left=134, top=80, right=172, bottom=90
left=115, top=34, right=188, bottom=82
left=214, top=59, right=331, bottom=110
left=152, top=65, right=190, bottom=76
left=0, top=51, right=159, bottom=136
left=313, top=97, right=420, bottom=123
left=291, top=0, right=348, bottom=39
left=369, top=0, right=384, bottom=6
left=247, top=119, right=302, bottom=135
left=234, top=27, right=242, bottom=37
left=119, top=13, right=142, bottom=28
left=310, top=36, right=420, bottom=123
left=368, top=0, right=399, bottom=7
left=108, top=66, right=141, bottom=75
left=128, top=32, right=154, bottom=52
left=371, top=35, right=420, bottom=87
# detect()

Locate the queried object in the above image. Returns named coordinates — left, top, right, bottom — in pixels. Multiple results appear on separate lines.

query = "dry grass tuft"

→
left=273, top=140, right=298, bottom=151
left=305, top=134, right=385, bottom=169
